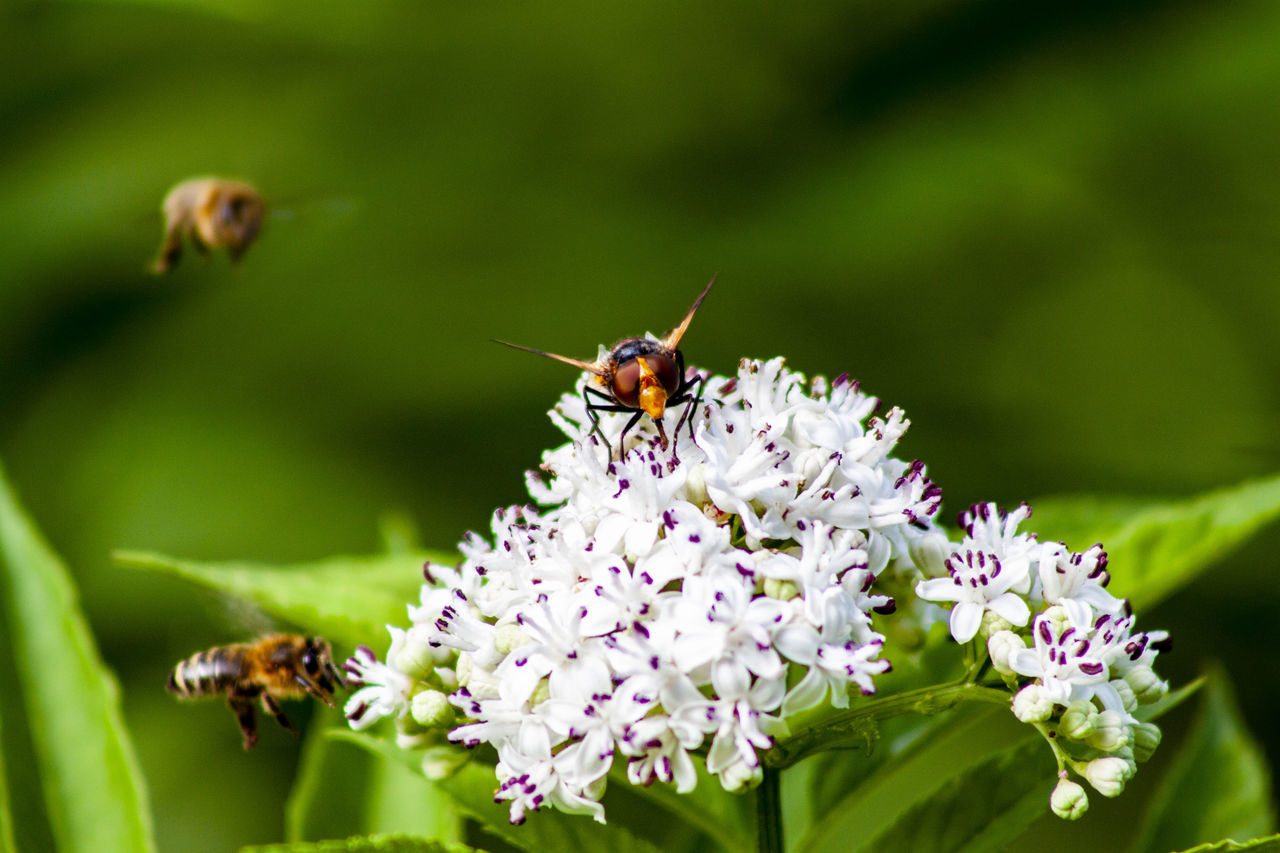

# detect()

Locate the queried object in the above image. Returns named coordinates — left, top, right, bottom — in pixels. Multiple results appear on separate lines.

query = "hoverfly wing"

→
left=492, top=339, right=609, bottom=376
left=663, top=273, right=717, bottom=351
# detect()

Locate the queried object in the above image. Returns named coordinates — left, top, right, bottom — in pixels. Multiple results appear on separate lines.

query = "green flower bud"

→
left=981, top=609, right=1013, bottom=638
left=389, top=633, right=436, bottom=682
left=421, top=745, right=470, bottom=780
left=1132, top=722, right=1162, bottom=762
left=763, top=577, right=800, bottom=601
left=1085, top=709, right=1130, bottom=752
left=1059, top=701, right=1097, bottom=740
left=411, top=689, right=456, bottom=729
left=1012, top=684, right=1055, bottom=723
left=1124, top=665, right=1168, bottom=705
left=495, top=623, right=531, bottom=656
left=1084, top=757, right=1129, bottom=797
left=1110, top=678, right=1138, bottom=713
left=987, top=630, right=1025, bottom=676
left=1050, top=778, right=1089, bottom=820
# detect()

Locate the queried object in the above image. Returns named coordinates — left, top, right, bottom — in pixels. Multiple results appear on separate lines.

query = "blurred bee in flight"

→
left=166, top=633, right=345, bottom=750
left=495, top=275, right=716, bottom=464
left=150, top=177, right=266, bottom=274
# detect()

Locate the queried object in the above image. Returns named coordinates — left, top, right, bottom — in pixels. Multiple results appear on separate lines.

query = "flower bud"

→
left=1110, top=678, right=1138, bottom=714
left=1058, top=701, right=1097, bottom=740
left=1085, top=709, right=1130, bottom=752
left=718, top=758, right=763, bottom=793
left=987, top=630, right=1025, bottom=676
left=763, top=577, right=800, bottom=601
left=1132, top=722, right=1162, bottom=762
left=981, top=609, right=1013, bottom=638
left=1124, top=665, right=1168, bottom=705
left=1012, top=684, right=1055, bottom=723
left=908, top=530, right=952, bottom=578
left=1050, top=778, right=1089, bottom=820
left=495, top=623, right=531, bottom=656
left=389, top=631, right=437, bottom=682
left=411, top=689, right=455, bottom=729
left=1084, top=757, right=1129, bottom=797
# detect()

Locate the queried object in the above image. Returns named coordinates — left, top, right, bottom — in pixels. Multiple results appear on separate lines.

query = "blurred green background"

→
left=2, top=1, right=1278, bottom=850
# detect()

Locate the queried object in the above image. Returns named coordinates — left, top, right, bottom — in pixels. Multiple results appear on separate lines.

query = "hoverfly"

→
left=496, top=275, right=716, bottom=463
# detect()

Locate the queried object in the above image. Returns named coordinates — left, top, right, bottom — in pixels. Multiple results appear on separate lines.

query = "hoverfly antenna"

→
left=663, top=273, right=717, bottom=351
left=491, top=339, right=609, bottom=376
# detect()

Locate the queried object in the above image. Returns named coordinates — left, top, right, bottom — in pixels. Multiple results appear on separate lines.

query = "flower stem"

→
left=757, top=765, right=784, bottom=853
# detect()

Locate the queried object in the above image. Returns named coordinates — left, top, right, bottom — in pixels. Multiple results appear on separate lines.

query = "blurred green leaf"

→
left=1032, top=473, right=1280, bottom=609
left=288, top=718, right=462, bottom=844
left=0, top=706, right=15, bottom=853
left=114, top=549, right=457, bottom=650
left=796, top=705, right=1025, bottom=853
left=329, top=731, right=667, bottom=853
left=604, top=761, right=750, bottom=853
left=857, top=738, right=1052, bottom=853
left=242, top=834, right=475, bottom=853
left=0, top=462, right=155, bottom=853
left=1130, top=671, right=1275, bottom=853
left=1174, top=836, right=1280, bottom=853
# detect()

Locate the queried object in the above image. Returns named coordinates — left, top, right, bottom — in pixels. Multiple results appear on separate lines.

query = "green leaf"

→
left=1174, top=835, right=1280, bottom=853
left=0, top=704, right=16, bottom=853
left=0, top=462, right=155, bottom=852
left=287, top=718, right=462, bottom=844
left=114, top=549, right=457, bottom=650
left=1032, top=473, right=1280, bottom=609
left=329, top=731, right=667, bottom=853
left=796, top=704, right=1029, bottom=853
left=242, top=834, right=476, bottom=853
left=857, top=738, right=1053, bottom=853
left=604, top=761, right=751, bottom=853
left=1130, top=670, right=1275, bottom=853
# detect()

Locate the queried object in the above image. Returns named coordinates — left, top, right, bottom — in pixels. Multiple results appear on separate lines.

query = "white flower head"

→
left=347, top=356, right=946, bottom=824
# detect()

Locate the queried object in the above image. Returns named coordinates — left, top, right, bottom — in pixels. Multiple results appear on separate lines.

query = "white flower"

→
left=915, top=546, right=1031, bottom=644
left=1034, top=541, right=1125, bottom=629
left=1008, top=613, right=1113, bottom=708
left=343, top=630, right=413, bottom=730
left=347, top=356, right=945, bottom=824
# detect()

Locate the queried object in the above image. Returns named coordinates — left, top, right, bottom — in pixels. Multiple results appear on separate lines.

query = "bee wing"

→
left=663, top=274, right=717, bottom=351
left=492, top=339, right=610, bottom=376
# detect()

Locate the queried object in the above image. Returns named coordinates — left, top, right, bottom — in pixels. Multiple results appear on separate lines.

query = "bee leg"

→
left=295, top=673, right=336, bottom=707
left=261, top=693, right=298, bottom=735
left=151, top=229, right=184, bottom=275
left=228, top=696, right=259, bottom=750
left=674, top=372, right=706, bottom=444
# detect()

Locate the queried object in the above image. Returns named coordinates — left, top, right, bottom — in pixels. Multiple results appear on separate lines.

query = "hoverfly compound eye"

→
left=650, top=353, right=680, bottom=396
left=611, top=359, right=642, bottom=407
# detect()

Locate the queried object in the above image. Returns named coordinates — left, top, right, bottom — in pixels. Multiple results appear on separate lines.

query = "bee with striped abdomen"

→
left=166, top=634, right=345, bottom=749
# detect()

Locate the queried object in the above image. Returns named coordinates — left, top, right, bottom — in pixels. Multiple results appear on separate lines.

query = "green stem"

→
left=756, top=765, right=783, bottom=853
left=764, top=681, right=1010, bottom=770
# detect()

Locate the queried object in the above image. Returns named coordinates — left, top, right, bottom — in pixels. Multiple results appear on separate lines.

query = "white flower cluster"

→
left=915, top=502, right=1171, bottom=817
left=343, top=356, right=945, bottom=824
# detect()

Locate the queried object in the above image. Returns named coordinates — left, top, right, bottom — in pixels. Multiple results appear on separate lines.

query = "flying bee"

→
left=150, top=177, right=266, bottom=274
left=495, top=275, right=716, bottom=463
left=166, top=634, right=345, bottom=750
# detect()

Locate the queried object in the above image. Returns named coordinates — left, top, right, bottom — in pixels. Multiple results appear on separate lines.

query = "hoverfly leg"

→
left=675, top=371, right=706, bottom=444
left=262, top=692, right=298, bottom=734
left=618, top=410, right=646, bottom=460
left=229, top=695, right=259, bottom=750
left=582, top=385, right=614, bottom=464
